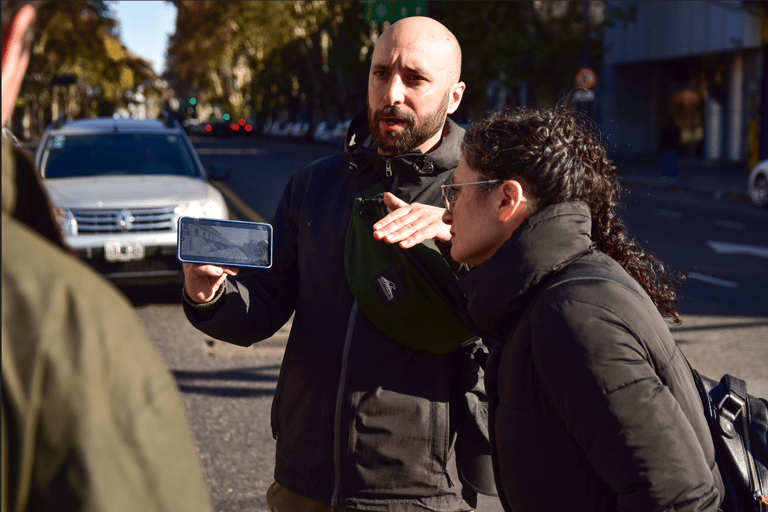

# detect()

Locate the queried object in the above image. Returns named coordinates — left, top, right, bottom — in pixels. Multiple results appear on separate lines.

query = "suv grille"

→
left=72, top=207, right=176, bottom=233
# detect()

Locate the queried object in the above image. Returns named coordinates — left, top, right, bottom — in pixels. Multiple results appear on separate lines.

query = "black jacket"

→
left=184, top=111, right=483, bottom=510
left=457, top=202, right=724, bottom=512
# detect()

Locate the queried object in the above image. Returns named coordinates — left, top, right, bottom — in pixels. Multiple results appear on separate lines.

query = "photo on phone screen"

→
left=177, top=216, right=272, bottom=268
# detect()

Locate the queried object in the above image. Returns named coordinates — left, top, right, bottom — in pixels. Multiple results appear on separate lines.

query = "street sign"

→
left=572, top=89, right=595, bottom=102
left=574, top=67, right=597, bottom=90
left=365, top=1, right=428, bottom=23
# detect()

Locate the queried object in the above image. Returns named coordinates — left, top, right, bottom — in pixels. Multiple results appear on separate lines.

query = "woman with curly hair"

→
left=442, top=107, right=724, bottom=511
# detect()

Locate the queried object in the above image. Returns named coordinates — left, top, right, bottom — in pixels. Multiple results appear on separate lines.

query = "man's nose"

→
left=385, top=75, right=405, bottom=105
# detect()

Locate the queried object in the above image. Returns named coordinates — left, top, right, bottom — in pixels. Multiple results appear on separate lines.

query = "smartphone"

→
left=177, top=216, right=273, bottom=268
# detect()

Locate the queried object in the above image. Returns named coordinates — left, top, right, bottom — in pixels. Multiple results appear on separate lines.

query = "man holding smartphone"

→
left=183, top=16, right=490, bottom=511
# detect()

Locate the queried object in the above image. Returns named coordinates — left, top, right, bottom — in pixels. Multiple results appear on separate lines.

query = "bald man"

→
left=183, top=17, right=491, bottom=511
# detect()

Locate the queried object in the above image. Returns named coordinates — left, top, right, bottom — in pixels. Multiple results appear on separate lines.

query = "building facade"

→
left=599, top=1, right=765, bottom=165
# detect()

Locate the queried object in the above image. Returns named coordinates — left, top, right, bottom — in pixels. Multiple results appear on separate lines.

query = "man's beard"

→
left=368, top=93, right=449, bottom=155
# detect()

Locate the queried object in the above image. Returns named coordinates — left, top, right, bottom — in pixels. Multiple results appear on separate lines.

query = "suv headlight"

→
left=54, top=208, right=78, bottom=236
left=174, top=199, right=227, bottom=221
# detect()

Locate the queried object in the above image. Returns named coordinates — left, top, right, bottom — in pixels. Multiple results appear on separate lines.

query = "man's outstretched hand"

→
left=372, top=192, right=451, bottom=249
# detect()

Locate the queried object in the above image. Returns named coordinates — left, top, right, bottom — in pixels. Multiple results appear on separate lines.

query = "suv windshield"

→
left=41, top=133, right=199, bottom=179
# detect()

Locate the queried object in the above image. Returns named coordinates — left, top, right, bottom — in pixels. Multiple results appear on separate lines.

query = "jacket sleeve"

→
left=183, top=173, right=301, bottom=346
left=530, top=299, right=720, bottom=512
left=2, top=218, right=214, bottom=512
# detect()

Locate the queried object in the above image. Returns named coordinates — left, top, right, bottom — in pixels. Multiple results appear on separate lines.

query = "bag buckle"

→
left=715, top=389, right=745, bottom=439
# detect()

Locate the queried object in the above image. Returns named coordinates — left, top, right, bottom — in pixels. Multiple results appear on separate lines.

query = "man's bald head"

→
left=373, top=16, right=462, bottom=84
left=367, top=16, right=465, bottom=155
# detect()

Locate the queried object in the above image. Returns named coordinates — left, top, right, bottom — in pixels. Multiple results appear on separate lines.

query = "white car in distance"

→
left=35, top=114, right=230, bottom=286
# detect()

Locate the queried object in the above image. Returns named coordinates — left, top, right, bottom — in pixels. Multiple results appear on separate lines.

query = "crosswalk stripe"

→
left=706, top=240, right=768, bottom=259
left=686, top=272, right=739, bottom=289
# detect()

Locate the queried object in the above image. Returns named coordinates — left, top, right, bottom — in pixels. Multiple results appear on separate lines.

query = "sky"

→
left=109, top=1, right=177, bottom=76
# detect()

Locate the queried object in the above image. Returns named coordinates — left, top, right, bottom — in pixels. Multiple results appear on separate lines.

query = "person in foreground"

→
left=2, top=2, right=213, bottom=511
left=183, top=16, right=492, bottom=512
left=442, top=107, right=725, bottom=511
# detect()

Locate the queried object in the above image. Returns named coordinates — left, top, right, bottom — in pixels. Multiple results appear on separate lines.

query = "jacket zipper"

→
left=385, top=160, right=455, bottom=488
left=331, top=300, right=359, bottom=506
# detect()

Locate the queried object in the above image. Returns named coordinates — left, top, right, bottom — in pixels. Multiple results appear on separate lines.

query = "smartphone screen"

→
left=177, top=216, right=273, bottom=268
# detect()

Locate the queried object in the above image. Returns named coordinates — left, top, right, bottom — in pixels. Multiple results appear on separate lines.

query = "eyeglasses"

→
left=441, top=176, right=503, bottom=213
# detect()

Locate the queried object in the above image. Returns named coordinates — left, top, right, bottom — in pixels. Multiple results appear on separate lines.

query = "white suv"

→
left=35, top=114, right=229, bottom=285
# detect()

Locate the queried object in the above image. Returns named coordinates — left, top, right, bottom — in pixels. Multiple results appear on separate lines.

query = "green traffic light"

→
left=224, top=113, right=231, bottom=121
left=189, top=97, right=197, bottom=105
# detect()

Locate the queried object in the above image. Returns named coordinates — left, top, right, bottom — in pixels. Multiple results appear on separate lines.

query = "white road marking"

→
left=706, top=241, right=768, bottom=259
left=654, top=209, right=682, bottom=218
left=713, top=220, right=746, bottom=230
left=686, top=272, right=739, bottom=288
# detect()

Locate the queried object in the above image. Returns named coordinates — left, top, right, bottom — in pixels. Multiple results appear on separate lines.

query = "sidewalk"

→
left=613, top=155, right=751, bottom=203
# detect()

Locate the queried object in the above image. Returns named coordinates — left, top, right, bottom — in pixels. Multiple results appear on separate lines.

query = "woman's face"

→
left=442, top=156, right=506, bottom=266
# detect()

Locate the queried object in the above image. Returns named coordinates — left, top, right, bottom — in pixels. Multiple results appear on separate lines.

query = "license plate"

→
left=104, top=241, right=145, bottom=262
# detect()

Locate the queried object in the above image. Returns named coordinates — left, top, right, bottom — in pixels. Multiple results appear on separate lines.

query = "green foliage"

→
left=165, top=1, right=636, bottom=126
left=19, top=0, right=156, bottom=132
left=166, top=1, right=368, bottom=123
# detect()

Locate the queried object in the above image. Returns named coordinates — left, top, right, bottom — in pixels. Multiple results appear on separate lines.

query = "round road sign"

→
left=574, top=67, right=597, bottom=90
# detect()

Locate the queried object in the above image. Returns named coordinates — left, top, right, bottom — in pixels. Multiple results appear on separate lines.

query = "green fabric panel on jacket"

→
left=344, top=182, right=475, bottom=354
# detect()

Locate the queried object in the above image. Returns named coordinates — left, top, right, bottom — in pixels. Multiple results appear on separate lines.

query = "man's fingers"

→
left=382, top=192, right=408, bottom=210
left=372, top=201, right=450, bottom=246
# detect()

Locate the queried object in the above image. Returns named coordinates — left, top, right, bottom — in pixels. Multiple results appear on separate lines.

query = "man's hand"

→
left=183, top=263, right=239, bottom=304
left=372, top=192, right=451, bottom=249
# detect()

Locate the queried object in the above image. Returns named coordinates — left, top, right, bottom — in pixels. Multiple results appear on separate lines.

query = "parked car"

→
left=329, top=119, right=352, bottom=147
left=182, top=118, right=206, bottom=136
left=35, top=113, right=230, bottom=285
left=748, top=159, right=768, bottom=208
left=289, top=122, right=310, bottom=140
left=312, top=121, right=331, bottom=144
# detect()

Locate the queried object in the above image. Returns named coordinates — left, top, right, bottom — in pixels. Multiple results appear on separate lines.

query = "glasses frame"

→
left=441, top=177, right=504, bottom=213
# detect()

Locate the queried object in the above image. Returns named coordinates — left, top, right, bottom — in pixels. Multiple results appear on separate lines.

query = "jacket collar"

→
left=457, top=201, right=594, bottom=337
left=344, top=109, right=464, bottom=177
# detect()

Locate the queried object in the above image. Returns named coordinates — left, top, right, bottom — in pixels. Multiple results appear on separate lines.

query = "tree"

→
left=166, top=1, right=371, bottom=125
left=15, top=1, right=156, bottom=137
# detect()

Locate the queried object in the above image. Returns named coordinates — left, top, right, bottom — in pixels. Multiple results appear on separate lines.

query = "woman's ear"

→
left=498, top=180, right=526, bottom=222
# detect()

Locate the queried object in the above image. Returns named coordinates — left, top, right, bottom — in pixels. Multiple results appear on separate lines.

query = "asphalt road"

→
left=124, top=135, right=767, bottom=512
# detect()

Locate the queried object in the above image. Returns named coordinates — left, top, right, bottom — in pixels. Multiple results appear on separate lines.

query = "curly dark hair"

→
left=462, top=106, right=684, bottom=323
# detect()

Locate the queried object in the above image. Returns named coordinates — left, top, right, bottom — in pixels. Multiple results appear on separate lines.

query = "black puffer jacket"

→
left=457, top=202, right=724, bottom=512
left=184, top=111, right=484, bottom=511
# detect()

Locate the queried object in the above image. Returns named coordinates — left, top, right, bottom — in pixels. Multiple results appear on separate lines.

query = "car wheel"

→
left=750, top=173, right=768, bottom=208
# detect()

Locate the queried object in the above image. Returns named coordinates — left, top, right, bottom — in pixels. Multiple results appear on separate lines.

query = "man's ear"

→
left=498, top=180, right=526, bottom=222
left=446, top=81, right=465, bottom=114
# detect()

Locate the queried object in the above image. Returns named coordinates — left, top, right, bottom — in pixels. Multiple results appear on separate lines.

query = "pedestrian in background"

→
left=442, top=106, right=724, bottom=511
left=183, top=16, right=494, bottom=512
left=2, top=2, right=214, bottom=511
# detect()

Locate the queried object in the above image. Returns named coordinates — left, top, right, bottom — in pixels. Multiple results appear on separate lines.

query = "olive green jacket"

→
left=2, top=132, right=213, bottom=512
